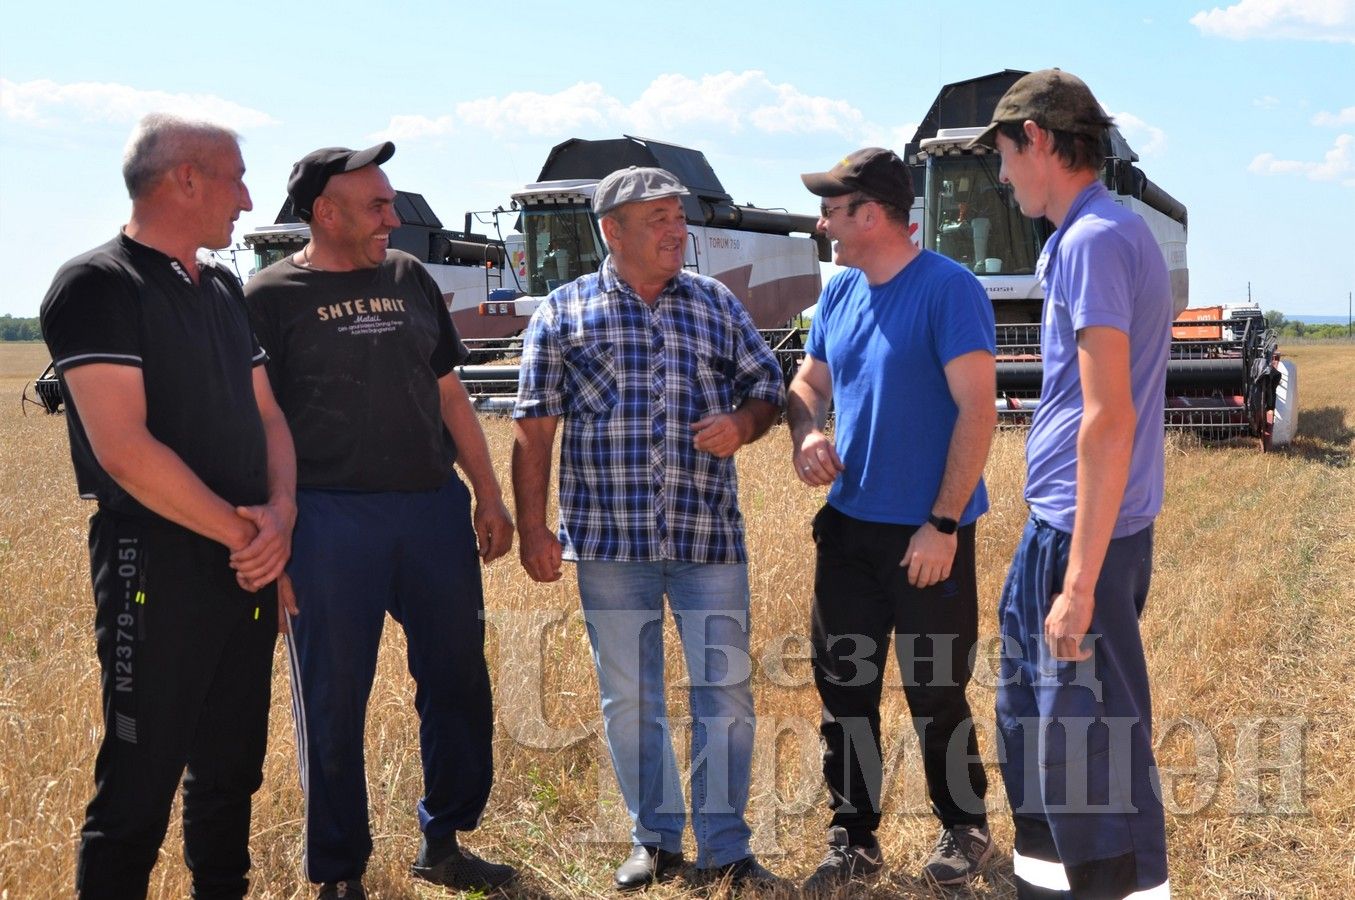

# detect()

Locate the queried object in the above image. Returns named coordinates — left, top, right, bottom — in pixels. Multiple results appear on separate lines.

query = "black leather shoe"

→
left=614, top=844, right=685, bottom=891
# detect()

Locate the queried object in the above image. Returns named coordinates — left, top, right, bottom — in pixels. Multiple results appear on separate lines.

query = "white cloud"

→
left=1249, top=133, right=1355, bottom=186
left=1190, top=0, right=1355, bottom=43
left=1253, top=95, right=1283, bottom=108
left=1113, top=111, right=1168, bottom=156
left=375, top=71, right=902, bottom=147
left=0, top=78, right=277, bottom=130
left=633, top=72, right=867, bottom=136
left=456, top=83, right=625, bottom=137
left=374, top=114, right=456, bottom=141
left=1313, top=105, right=1355, bottom=126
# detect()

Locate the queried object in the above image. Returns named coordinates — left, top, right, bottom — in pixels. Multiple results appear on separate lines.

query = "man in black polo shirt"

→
left=245, top=143, right=516, bottom=898
left=40, top=113, right=296, bottom=899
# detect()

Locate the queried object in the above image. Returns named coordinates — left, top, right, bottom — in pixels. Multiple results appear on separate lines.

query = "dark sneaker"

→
left=614, top=844, right=686, bottom=891
left=316, top=882, right=366, bottom=900
left=411, top=832, right=518, bottom=892
left=802, top=827, right=884, bottom=894
left=705, top=855, right=782, bottom=893
left=922, top=824, right=994, bottom=886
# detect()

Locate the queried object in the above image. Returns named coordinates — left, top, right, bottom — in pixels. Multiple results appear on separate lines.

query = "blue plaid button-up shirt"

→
left=514, top=258, right=785, bottom=563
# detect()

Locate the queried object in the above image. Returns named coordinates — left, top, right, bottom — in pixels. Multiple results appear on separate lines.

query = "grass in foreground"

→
left=1, top=342, right=1352, bottom=898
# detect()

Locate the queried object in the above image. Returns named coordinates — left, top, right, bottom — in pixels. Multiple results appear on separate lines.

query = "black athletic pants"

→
left=76, top=509, right=277, bottom=899
left=810, top=504, right=988, bottom=838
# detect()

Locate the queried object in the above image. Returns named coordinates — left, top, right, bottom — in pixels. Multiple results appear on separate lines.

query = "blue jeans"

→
left=575, top=560, right=756, bottom=868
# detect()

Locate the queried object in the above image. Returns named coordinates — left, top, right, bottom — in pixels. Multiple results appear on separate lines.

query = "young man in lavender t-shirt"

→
left=969, top=70, right=1173, bottom=899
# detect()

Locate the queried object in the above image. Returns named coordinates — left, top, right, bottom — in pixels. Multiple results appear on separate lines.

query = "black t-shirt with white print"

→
left=245, top=250, right=469, bottom=492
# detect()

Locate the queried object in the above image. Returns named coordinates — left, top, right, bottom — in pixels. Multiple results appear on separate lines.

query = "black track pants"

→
left=76, top=510, right=277, bottom=899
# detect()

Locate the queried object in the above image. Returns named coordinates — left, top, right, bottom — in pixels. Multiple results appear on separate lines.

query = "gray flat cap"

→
left=592, top=166, right=690, bottom=216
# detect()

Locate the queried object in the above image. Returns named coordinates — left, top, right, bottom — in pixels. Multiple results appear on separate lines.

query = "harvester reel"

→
left=21, top=362, right=63, bottom=416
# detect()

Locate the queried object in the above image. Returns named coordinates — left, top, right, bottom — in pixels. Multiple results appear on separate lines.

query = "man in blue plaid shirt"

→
left=512, top=166, right=784, bottom=891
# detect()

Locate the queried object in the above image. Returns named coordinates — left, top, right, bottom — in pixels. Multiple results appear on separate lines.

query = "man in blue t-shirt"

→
left=788, top=148, right=998, bottom=892
left=968, top=70, right=1173, bottom=899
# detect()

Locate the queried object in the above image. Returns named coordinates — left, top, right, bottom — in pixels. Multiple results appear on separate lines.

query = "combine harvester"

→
left=904, top=70, right=1297, bottom=449
left=25, top=199, right=525, bottom=413
left=243, top=136, right=826, bottom=393
left=454, top=135, right=830, bottom=404
left=481, top=135, right=827, bottom=328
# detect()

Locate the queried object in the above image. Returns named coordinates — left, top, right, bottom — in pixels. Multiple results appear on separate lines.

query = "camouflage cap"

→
left=967, top=69, right=1113, bottom=150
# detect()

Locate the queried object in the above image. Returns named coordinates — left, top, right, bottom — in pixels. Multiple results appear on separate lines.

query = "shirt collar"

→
left=1043, top=180, right=1108, bottom=266
left=118, top=231, right=197, bottom=286
left=598, top=256, right=688, bottom=304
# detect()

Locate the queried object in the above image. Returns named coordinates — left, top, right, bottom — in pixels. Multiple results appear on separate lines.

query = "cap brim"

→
left=345, top=141, right=395, bottom=172
left=801, top=171, right=854, bottom=197
left=966, top=123, right=1000, bottom=151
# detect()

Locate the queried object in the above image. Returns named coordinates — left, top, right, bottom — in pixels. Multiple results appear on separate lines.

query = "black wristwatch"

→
left=927, top=513, right=958, bottom=534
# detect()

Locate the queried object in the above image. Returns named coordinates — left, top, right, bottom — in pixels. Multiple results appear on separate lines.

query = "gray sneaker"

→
left=922, top=824, right=993, bottom=885
left=802, top=827, right=883, bottom=894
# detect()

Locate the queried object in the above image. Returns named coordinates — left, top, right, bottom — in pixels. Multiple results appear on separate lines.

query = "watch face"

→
left=929, top=514, right=958, bottom=534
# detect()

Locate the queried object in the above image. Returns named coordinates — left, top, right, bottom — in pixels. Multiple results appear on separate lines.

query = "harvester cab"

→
left=906, top=70, right=1296, bottom=449
left=482, top=135, right=829, bottom=331
left=510, top=179, right=607, bottom=298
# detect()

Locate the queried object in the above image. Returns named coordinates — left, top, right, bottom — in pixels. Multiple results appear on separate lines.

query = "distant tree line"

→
left=5, top=310, right=1347, bottom=342
left=1264, top=310, right=1353, bottom=340
left=1, top=315, right=41, bottom=341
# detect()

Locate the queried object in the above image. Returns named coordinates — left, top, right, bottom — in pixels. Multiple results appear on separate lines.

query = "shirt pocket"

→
left=563, top=342, right=618, bottom=419
left=696, top=353, right=737, bottom=416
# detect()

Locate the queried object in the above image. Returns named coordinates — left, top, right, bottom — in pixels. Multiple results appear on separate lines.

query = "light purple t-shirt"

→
left=1025, top=181, right=1172, bottom=538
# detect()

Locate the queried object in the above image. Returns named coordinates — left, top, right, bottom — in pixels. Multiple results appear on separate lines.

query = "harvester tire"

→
left=1269, top=359, right=1298, bottom=449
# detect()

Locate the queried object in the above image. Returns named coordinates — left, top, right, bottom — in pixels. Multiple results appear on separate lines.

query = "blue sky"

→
left=2, top=0, right=1351, bottom=318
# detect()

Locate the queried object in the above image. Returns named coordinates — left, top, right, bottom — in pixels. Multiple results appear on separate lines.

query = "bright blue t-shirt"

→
left=1025, top=181, right=1173, bottom=537
left=806, top=249, right=996, bottom=526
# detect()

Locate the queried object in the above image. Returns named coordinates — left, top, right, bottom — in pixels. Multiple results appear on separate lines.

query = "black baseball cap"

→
left=287, top=142, right=395, bottom=221
left=801, top=147, right=914, bottom=210
left=967, top=69, right=1114, bottom=150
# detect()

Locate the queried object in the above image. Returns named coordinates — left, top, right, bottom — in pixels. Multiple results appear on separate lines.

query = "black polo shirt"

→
left=40, top=233, right=270, bottom=520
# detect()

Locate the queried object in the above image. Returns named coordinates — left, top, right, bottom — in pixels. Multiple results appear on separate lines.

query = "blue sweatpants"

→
left=996, top=516, right=1169, bottom=899
left=283, top=475, right=494, bottom=885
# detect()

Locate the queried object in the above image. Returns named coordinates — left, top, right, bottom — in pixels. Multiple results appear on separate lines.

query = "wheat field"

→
left=1, top=341, right=1352, bottom=899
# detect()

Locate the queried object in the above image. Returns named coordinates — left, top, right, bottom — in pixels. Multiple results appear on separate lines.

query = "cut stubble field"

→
left=1, top=341, right=1352, bottom=898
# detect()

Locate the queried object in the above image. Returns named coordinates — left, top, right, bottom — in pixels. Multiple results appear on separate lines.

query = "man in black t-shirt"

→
left=40, top=113, right=296, bottom=899
left=245, top=143, right=516, bottom=898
